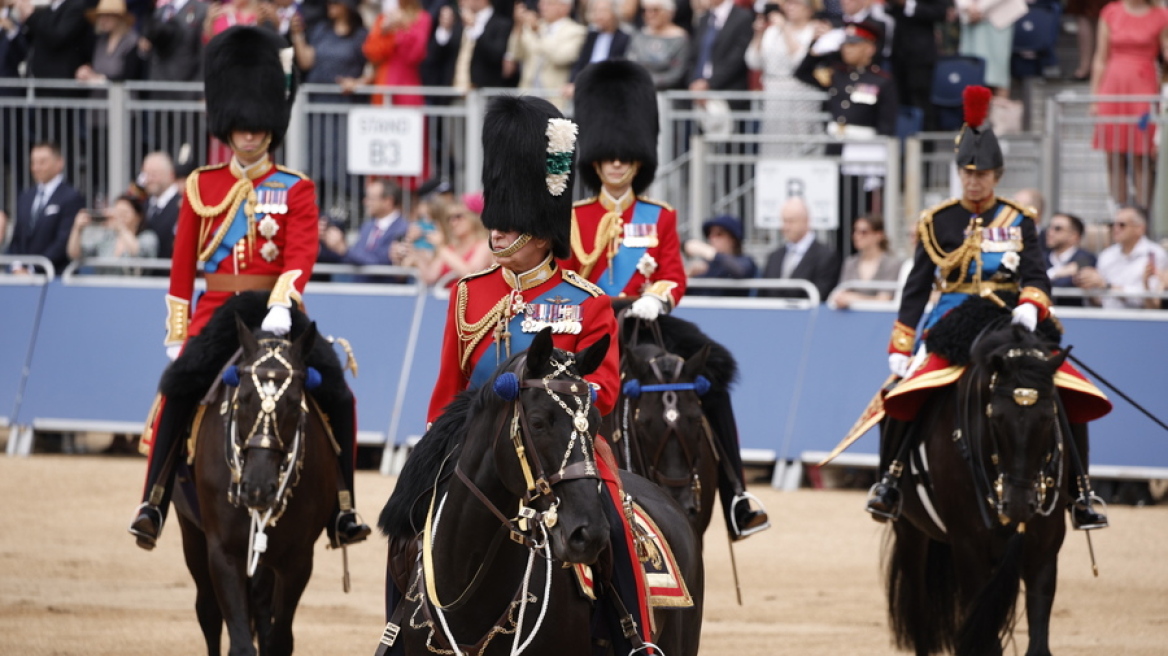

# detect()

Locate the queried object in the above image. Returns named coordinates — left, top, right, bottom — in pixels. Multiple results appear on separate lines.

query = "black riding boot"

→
left=129, top=394, right=199, bottom=550
left=705, top=389, right=769, bottom=540
left=320, top=389, right=371, bottom=547
left=1068, top=422, right=1108, bottom=530
left=867, top=418, right=913, bottom=521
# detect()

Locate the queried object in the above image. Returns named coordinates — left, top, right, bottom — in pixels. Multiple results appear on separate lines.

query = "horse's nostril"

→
left=569, top=525, right=600, bottom=551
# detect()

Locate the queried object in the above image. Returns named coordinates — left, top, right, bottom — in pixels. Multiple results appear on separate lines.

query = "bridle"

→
left=621, top=354, right=711, bottom=514
left=415, top=353, right=602, bottom=656
left=957, top=346, right=1063, bottom=529
left=221, top=336, right=317, bottom=575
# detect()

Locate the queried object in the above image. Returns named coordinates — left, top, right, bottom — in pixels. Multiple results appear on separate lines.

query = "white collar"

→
left=154, top=183, right=179, bottom=209
left=375, top=210, right=401, bottom=230
left=709, top=0, right=733, bottom=28
left=469, top=6, right=494, bottom=39
left=37, top=174, right=64, bottom=200
left=787, top=232, right=815, bottom=255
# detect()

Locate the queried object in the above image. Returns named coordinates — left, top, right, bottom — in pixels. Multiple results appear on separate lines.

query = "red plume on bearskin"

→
left=962, top=85, right=992, bottom=128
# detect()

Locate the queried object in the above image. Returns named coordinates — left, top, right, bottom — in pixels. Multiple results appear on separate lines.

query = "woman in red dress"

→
left=1090, top=0, right=1168, bottom=209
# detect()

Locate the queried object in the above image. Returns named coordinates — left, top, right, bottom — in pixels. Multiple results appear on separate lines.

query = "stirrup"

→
left=1070, top=494, right=1109, bottom=531
left=729, top=492, right=770, bottom=540
left=330, top=509, right=372, bottom=548
left=865, top=479, right=902, bottom=522
left=128, top=503, right=163, bottom=551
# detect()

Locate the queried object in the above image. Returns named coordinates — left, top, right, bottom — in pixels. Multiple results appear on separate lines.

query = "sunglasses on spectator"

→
left=853, top=227, right=872, bottom=235
left=1112, top=222, right=1129, bottom=229
left=1048, top=224, right=1066, bottom=232
left=449, top=213, right=466, bottom=220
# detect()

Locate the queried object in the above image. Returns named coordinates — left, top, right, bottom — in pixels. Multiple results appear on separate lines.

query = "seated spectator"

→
left=318, top=212, right=348, bottom=265
left=565, top=0, right=629, bottom=93
left=7, top=142, right=85, bottom=274
left=505, top=0, right=587, bottom=107
left=684, top=214, right=758, bottom=297
left=66, top=194, right=159, bottom=271
left=827, top=214, right=900, bottom=308
left=329, top=179, right=407, bottom=280
left=760, top=196, right=840, bottom=301
left=626, top=0, right=691, bottom=90
left=139, top=151, right=181, bottom=258
left=410, top=191, right=492, bottom=286
left=1075, top=205, right=1168, bottom=309
left=1045, top=212, right=1097, bottom=307
left=75, top=0, right=145, bottom=83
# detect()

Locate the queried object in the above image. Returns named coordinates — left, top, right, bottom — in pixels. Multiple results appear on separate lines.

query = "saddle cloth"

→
left=573, top=501, right=693, bottom=615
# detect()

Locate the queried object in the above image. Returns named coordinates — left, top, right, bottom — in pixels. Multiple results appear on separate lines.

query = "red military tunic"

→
left=561, top=194, right=687, bottom=310
left=428, top=257, right=621, bottom=423
left=165, top=157, right=319, bottom=346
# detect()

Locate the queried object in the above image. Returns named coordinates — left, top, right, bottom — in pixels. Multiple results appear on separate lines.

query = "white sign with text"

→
left=754, top=159, right=840, bottom=231
left=347, top=107, right=424, bottom=176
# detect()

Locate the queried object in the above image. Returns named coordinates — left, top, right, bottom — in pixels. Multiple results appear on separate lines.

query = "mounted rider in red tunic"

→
left=562, top=60, right=769, bottom=540
left=128, top=26, right=371, bottom=551
left=843, top=87, right=1112, bottom=530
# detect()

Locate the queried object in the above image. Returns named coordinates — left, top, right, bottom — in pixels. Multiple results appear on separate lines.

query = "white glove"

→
left=888, top=353, right=911, bottom=378
left=1011, top=303, right=1038, bottom=331
left=628, top=296, right=665, bottom=321
left=166, top=345, right=181, bottom=361
left=261, top=305, right=292, bottom=336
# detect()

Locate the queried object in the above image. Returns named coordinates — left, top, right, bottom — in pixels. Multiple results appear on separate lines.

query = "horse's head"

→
left=621, top=343, right=711, bottom=519
left=973, top=325, right=1068, bottom=527
left=229, top=315, right=318, bottom=513
left=485, top=328, right=611, bottom=565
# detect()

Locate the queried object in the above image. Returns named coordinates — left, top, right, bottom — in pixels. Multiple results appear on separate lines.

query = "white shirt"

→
left=1095, top=236, right=1168, bottom=309
left=590, top=31, right=614, bottom=63
left=32, top=174, right=64, bottom=214
left=152, top=184, right=180, bottom=214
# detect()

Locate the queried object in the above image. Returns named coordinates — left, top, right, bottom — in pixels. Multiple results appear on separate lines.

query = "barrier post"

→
left=107, top=83, right=129, bottom=200
left=689, top=135, right=706, bottom=238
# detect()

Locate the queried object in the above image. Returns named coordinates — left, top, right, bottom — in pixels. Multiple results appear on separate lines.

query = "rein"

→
left=416, top=354, right=601, bottom=656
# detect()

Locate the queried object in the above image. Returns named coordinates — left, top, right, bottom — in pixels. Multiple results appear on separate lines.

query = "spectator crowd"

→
left=2, top=0, right=1166, bottom=310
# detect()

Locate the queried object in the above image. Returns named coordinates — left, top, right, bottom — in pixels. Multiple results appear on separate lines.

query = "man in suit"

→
left=141, top=0, right=208, bottom=83
left=0, top=0, right=29, bottom=175
left=421, top=0, right=460, bottom=102
left=447, top=0, right=517, bottom=91
left=329, top=180, right=406, bottom=281
left=887, top=0, right=947, bottom=130
left=505, top=0, right=586, bottom=105
left=140, top=151, right=181, bottom=258
left=7, top=142, right=85, bottom=274
left=760, top=196, right=840, bottom=301
left=566, top=0, right=629, bottom=86
left=21, top=0, right=91, bottom=85
left=687, top=0, right=753, bottom=110
left=1046, top=212, right=1097, bottom=307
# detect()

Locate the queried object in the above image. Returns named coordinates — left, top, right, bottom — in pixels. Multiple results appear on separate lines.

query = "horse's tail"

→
left=956, top=530, right=1024, bottom=656
left=886, top=527, right=959, bottom=654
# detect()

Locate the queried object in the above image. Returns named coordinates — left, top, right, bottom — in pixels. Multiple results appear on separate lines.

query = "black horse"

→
left=380, top=329, right=704, bottom=656
left=175, top=319, right=337, bottom=656
left=613, top=342, right=718, bottom=542
left=885, top=325, right=1073, bottom=656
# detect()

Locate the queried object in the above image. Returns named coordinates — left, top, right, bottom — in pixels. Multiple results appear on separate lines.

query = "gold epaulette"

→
left=562, top=269, right=604, bottom=297
left=190, top=162, right=229, bottom=177
left=458, top=263, right=499, bottom=284
left=275, top=164, right=310, bottom=180
left=917, top=197, right=961, bottom=225
left=573, top=196, right=599, bottom=208
left=996, top=196, right=1036, bottom=219
left=635, top=196, right=674, bottom=212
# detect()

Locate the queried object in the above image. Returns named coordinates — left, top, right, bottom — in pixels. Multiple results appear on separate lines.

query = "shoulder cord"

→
left=455, top=281, right=512, bottom=371
left=185, top=172, right=257, bottom=263
left=572, top=192, right=634, bottom=279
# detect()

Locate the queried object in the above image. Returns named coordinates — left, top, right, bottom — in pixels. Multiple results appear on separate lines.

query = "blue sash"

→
left=921, top=204, right=1023, bottom=334
left=598, top=201, right=662, bottom=296
left=205, top=171, right=301, bottom=273
left=468, top=280, right=594, bottom=389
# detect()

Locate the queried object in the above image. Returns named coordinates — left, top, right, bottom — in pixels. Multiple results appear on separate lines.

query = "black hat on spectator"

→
left=204, top=26, right=297, bottom=152
left=844, top=19, right=883, bottom=47
left=955, top=85, right=1003, bottom=171
left=480, top=95, right=577, bottom=259
left=702, top=215, right=744, bottom=245
left=416, top=177, right=452, bottom=200
left=574, top=60, right=658, bottom=195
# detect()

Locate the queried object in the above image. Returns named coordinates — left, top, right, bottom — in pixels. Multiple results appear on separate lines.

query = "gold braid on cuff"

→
left=165, top=294, right=190, bottom=346
left=1019, top=287, right=1052, bottom=319
left=269, top=270, right=303, bottom=308
left=889, top=321, right=915, bottom=355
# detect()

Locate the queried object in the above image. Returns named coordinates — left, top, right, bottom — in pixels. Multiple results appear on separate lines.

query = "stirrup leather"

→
left=729, top=492, right=770, bottom=539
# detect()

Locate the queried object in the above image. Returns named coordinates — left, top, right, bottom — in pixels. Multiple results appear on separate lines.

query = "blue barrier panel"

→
left=672, top=305, right=816, bottom=455
left=301, top=287, right=423, bottom=444
left=1059, top=316, right=1168, bottom=469
left=17, top=281, right=166, bottom=428
left=790, top=309, right=896, bottom=458
left=391, top=292, right=450, bottom=444
left=0, top=281, right=49, bottom=425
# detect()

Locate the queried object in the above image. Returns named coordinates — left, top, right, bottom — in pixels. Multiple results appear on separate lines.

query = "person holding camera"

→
left=66, top=193, right=159, bottom=270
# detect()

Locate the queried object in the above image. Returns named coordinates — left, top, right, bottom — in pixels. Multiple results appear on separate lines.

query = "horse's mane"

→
left=631, top=314, right=738, bottom=389
left=159, top=291, right=347, bottom=408
left=927, top=295, right=1062, bottom=366
left=379, top=347, right=582, bottom=538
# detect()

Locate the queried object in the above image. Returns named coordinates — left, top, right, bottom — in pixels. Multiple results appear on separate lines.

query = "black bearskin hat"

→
left=573, top=61, right=659, bottom=195
left=205, top=26, right=297, bottom=152
left=481, top=95, right=577, bottom=260
left=954, top=85, right=1003, bottom=171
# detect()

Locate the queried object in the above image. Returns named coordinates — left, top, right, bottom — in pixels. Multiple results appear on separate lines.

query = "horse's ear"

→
left=1048, top=345, right=1070, bottom=374
left=236, top=314, right=259, bottom=355
left=576, top=334, right=611, bottom=377
left=293, top=321, right=318, bottom=360
left=682, top=344, right=711, bottom=381
left=526, top=327, right=555, bottom=378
